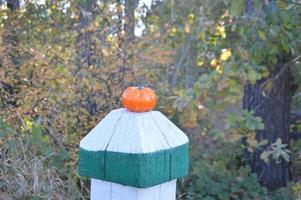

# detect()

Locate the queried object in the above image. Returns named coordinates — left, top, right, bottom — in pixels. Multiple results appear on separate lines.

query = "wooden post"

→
left=78, top=108, right=189, bottom=200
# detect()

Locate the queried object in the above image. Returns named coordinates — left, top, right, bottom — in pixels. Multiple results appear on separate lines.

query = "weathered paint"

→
left=79, top=109, right=189, bottom=153
left=78, top=143, right=188, bottom=188
left=78, top=108, right=189, bottom=189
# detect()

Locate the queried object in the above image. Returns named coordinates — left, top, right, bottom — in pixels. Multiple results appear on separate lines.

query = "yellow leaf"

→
left=22, top=119, right=33, bottom=131
left=216, top=25, right=226, bottom=38
left=197, top=60, right=204, bottom=67
left=216, top=65, right=223, bottom=74
left=210, top=58, right=218, bottom=67
left=187, top=13, right=195, bottom=24
left=168, top=27, right=178, bottom=36
left=106, top=34, right=113, bottom=43
left=220, top=49, right=232, bottom=61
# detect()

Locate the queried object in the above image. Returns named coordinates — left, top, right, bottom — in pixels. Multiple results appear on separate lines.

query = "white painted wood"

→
left=107, top=111, right=142, bottom=153
left=137, top=112, right=170, bottom=152
left=137, top=183, right=160, bottom=200
left=80, top=109, right=125, bottom=151
left=151, top=111, right=189, bottom=146
left=106, top=111, right=133, bottom=153
left=91, top=179, right=177, bottom=200
left=159, top=179, right=177, bottom=200
left=80, top=108, right=188, bottom=153
left=83, top=108, right=187, bottom=199
left=91, top=178, right=112, bottom=200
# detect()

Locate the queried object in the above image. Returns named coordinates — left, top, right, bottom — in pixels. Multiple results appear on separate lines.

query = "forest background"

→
left=1, top=0, right=301, bottom=199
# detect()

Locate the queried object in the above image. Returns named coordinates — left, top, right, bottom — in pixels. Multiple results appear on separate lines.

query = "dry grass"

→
left=0, top=146, right=87, bottom=200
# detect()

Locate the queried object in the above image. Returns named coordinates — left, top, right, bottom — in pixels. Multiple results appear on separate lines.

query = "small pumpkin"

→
left=121, top=86, right=157, bottom=112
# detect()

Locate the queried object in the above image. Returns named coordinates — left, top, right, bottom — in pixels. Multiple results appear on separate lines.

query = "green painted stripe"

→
left=78, top=143, right=189, bottom=188
left=78, top=150, right=105, bottom=179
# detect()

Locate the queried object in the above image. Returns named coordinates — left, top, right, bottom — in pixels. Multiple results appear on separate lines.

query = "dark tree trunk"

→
left=6, top=0, right=19, bottom=10
left=243, top=0, right=293, bottom=191
left=75, top=0, right=98, bottom=115
left=76, top=0, right=96, bottom=69
left=1, top=0, right=20, bottom=67
left=244, top=0, right=253, bottom=16
left=118, top=0, right=138, bottom=88
left=0, top=0, right=19, bottom=113
left=124, top=0, right=137, bottom=40
left=243, top=64, right=293, bottom=191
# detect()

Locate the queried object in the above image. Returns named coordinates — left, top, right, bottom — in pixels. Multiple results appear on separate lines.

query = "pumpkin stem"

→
left=137, top=78, right=145, bottom=89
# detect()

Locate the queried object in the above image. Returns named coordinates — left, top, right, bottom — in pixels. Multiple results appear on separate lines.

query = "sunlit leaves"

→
left=21, top=118, right=33, bottom=131
left=210, top=58, right=218, bottom=68
left=0, top=1, right=142, bottom=180
left=215, top=24, right=226, bottom=39
left=216, top=65, right=223, bottom=74
left=260, top=138, right=291, bottom=163
left=196, top=59, right=204, bottom=67
left=168, top=26, right=178, bottom=37
left=220, top=49, right=231, bottom=61
left=187, top=13, right=195, bottom=24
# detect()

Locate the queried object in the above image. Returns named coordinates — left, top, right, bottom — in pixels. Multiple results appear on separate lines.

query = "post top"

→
left=78, top=108, right=189, bottom=188
left=80, top=108, right=188, bottom=153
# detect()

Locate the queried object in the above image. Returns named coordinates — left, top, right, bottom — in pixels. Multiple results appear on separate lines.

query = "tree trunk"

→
left=118, top=0, right=137, bottom=88
left=242, top=0, right=293, bottom=191
left=75, top=0, right=98, bottom=115
left=243, top=64, right=293, bottom=191
left=1, top=0, right=19, bottom=67
left=6, top=0, right=19, bottom=10
left=124, top=0, right=137, bottom=40
left=76, top=0, right=96, bottom=69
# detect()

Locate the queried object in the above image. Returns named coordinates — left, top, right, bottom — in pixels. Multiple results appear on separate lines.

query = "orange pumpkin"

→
left=121, top=86, right=157, bottom=112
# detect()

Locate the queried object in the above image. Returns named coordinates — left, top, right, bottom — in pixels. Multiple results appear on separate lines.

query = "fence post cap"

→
left=78, top=108, right=189, bottom=188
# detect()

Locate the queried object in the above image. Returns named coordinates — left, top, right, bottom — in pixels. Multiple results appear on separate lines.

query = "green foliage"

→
left=231, top=0, right=245, bottom=17
left=226, top=111, right=264, bottom=131
left=177, top=141, right=269, bottom=200
left=1, top=0, right=301, bottom=199
left=178, top=139, right=300, bottom=199
left=153, top=0, right=301, bottom=116
left=0, top=118, right=14, bottom=137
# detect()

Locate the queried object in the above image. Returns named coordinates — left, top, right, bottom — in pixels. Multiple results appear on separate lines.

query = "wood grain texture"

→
left=91, top=179, right=176, bottom=200
left=78, top=108, right=189, bottom=187
left=80, top=108, right=188, bottom=153
left=78, top=143, right=188, bottom=187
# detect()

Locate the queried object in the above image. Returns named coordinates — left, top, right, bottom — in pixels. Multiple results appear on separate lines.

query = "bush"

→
left=177, top=140, right=296, bottom=200
left=0, top=119, right=88, bottom=200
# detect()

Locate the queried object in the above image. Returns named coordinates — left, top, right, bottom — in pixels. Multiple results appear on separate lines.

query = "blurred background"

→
left=0, top=0, right=301, bottom=199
